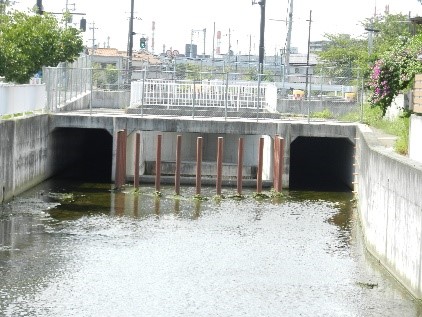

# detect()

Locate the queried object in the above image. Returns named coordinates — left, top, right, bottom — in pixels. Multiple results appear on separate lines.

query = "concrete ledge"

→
left=144, top=161, right=257, bottom=179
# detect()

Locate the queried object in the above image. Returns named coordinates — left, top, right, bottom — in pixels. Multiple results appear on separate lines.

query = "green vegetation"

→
left=0, top=9, right=83, bottom=83
left=319, top=11, right=421, bottom=156
left=310, top=108, right=334, bottom=119
left=341, top=104, right=410, bottom=155
left=319, top=13, right=422, bottom=115
left=0, top=111, right=34, bottom=120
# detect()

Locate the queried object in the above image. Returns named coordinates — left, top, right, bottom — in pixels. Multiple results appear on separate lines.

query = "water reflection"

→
left=0, top=180, right=421, bottom=317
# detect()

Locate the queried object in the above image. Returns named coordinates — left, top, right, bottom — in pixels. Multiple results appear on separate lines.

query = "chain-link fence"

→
left=43, top=54, right=91, bottom=112
left=43, top=56, right=364, bottom=122
left=127, top=65, right=364, bottom=121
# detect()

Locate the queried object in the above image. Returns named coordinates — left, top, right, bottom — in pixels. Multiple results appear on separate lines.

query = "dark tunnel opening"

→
left=51, top=128, right=113, bottom=182
left=289, top=137, right=355, bottom=192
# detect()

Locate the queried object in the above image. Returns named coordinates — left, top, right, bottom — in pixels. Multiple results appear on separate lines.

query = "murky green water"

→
left=1, top=179, right=421, bottom=317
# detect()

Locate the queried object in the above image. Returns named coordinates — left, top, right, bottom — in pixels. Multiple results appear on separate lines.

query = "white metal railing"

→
left=130, top=78, right=278, bottom=112
left=0, top=83, right=46, bottom=116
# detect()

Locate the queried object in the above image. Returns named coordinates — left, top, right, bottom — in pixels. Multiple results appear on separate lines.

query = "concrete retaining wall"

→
left=0, top=115, right=53, bottom=203
left=356, top=124, right=422, bottom=299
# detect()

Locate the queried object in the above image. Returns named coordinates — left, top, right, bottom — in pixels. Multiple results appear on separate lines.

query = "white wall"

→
left=0, top=83, right=46, bottom=116
left=409, top=114, right=422, bottom=163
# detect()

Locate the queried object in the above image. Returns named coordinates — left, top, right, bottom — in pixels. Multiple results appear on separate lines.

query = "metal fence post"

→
left=141, top=70, right=146, bottom=117
left=257, top=73, right=262, bottom=121
left=225, top=72, right=229, bottom=120
left=90, top=67, right=93, bottom=115
left=192, top=79, right=196, bottom=119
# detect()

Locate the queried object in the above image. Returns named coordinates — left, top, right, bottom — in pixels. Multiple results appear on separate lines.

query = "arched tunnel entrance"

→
left=51, top=128, right=113, bottom=182
left=289, top=137, right=355, bottom=191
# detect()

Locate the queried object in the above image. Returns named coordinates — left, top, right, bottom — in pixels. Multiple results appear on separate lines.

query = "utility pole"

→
left=285, top=0, right=293, bottom=80
left=365, top=18, right=379, bottom=55
left=258, top=0, right=266, bottom=73
left=89, top=22, right=98, bottom=54
left=128, top=0, right=135, bottom=59
left=212, top=22, right=215, bottom=64
left=304, top=10, right=312, bottom=100
left=64, top=0, right=76, bottom=28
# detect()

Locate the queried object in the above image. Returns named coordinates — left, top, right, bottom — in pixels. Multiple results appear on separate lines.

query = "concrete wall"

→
left=356, top=124, right=422, bottom=299
left=0, top=83, right=46, bottom=116
left=56, top=92, right=91, bottom=112
left=50, top=114, right=356, bottom=189
left=92, top=90, right=130, bottom=109
left=124, top=131, right=273, bottom=181
left=409, top=114, right=422, bottom=163
left=277, top=99, right=359, bottom=117
left=0, top=115, right=53, bottom=203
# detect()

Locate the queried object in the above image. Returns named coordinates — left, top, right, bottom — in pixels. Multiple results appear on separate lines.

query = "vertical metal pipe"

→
left=278, top=137, right=285, bottom=192
left=273, top=135, right=280, bottom=191
left=196, top=137, right=203, bottom=195
left=114, top=131, right=122, bottom=189
left=175, top=135, right=182, bottom=195
left=258, top=0, right=266, bottom=73
left=114, top=130, right=127, bottom=190
left=237, top=137, right=244, bottom=195
left=133, top=132, right=140, bottom=189
left=122, top=129, right=127, bottom=181
left=155, top=134, right=162, bottom=192
left=257, top=137, right=264, bottom=193
left=225, top=72, right=229, bottom=120
left=192, top=80, right=196, bottom=119
left=216, top=137, right=224, bottom=195
left=257, top=73, right=261, bottom=121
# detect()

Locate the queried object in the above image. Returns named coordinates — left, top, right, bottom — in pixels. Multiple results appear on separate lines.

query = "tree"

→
left=316, top=33, right=367, bottom=77
left=0, top=10, right=83, bottom=84
left=317, top=13, right=419, bottom=79
left=368, top=34, right=422, bottom=115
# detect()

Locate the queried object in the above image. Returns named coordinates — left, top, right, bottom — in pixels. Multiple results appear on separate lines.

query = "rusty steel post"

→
left=273, top=136, right=280, bottom=191
left=273, top=134, right=279, bottom=188
left=155, top=134, right=162, bottom=192
left=257, top=137, right=264, bottom=193
left=216, top=137, right=224, bottom=195
left=114, top=132, right=122, bottom=189
left=134, top=132, right=140, bottom=189
left=278, top=137, right=285, bottom=192
left=237, top=137, right=244, bottom=195
left=175, top=135, right=182, bottom=195
left=115, top=130, right=127, bottom=190
left=196, top=137, right=203, bottom=195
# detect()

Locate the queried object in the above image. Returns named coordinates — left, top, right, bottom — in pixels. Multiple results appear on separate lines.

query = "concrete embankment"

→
left=356, top=124, right=422, bottom=299
left=0, top=115, right=53, bottom=203
left=2, top=113, right=422, bottom=300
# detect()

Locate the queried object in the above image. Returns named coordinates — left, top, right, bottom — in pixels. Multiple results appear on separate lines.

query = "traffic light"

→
left=140, top=37, right=146, bottom=49
left=80, top=18, right=86, bottom=32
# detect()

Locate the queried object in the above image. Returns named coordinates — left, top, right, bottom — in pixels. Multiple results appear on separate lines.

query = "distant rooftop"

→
left=87, top=48, right=162, bottom=65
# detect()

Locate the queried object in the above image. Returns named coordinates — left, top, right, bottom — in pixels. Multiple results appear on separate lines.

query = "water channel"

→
left=1, top=178, right=421, bottom=316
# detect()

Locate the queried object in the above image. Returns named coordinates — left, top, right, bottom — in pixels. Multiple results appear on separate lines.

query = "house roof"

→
left=87, top=48, right=162, bottom=65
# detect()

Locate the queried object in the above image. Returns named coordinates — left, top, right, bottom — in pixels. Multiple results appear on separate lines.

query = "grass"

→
left=1, top=111, right=34, bottom=120
left=341, top=104, right=410, bottom=155
left=310, top=108, right=335, bottom=119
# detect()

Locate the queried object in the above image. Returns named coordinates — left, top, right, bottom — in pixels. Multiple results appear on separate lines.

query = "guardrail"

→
left=129, top=77, right=278, bottom=116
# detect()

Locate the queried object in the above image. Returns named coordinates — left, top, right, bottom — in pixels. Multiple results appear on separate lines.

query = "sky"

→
left=12, top=0, right=422, bottom=56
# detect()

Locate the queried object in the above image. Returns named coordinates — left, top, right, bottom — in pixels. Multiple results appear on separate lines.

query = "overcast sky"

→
left=13, top=0, right=422, bottom=55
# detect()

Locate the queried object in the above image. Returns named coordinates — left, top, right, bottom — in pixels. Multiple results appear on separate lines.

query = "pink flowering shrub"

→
left=368, top=38, right=422, bottom=116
